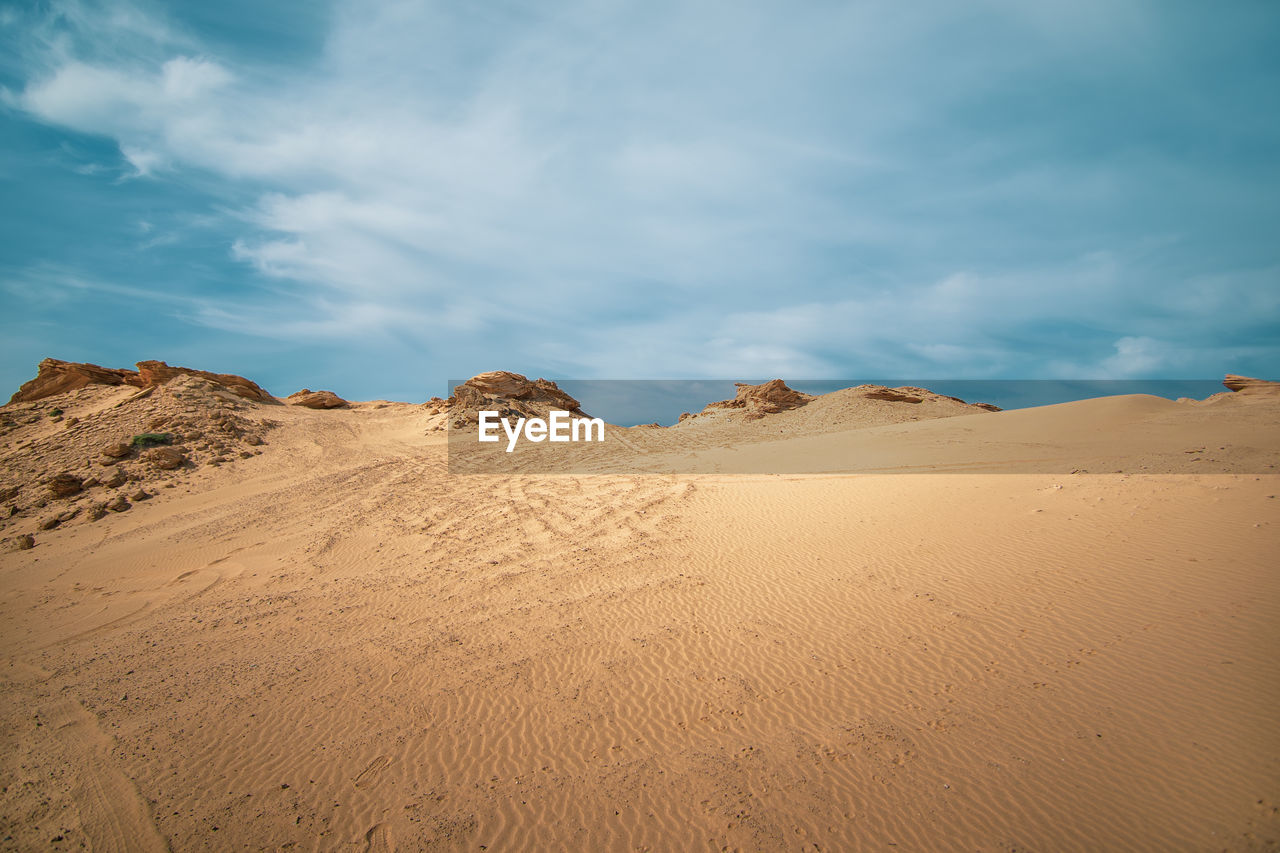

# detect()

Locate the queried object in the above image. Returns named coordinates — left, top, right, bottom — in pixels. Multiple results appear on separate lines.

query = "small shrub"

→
left=130, top=432, right=174, bottom=448
left=48, top=408, right=63, bottom=417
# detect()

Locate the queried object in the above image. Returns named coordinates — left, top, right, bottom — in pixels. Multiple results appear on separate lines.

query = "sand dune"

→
left=1, top=373, right=1278, bottom=850
left=450, top=383, right=1280, bottom=475
left=640, top=392, right=1280, bottom=474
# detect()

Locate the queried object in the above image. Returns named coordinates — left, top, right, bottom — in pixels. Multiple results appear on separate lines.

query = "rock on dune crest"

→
left=456, top=371, right=586, bottom=412
left=710, top=379, right=814, bottom=416
left=1223, top=374, right=1280, bottom=395
left=134, top=361, right=275, bottom=403
left=681, top=379, right=1000, bottom=425
left=286, top=389, right=349, bottom=409
left=856, top=385, right=1001, bottom=410
left=9, top=358, right=275, bottom=404
left=445, top=372, right=588, bottom=426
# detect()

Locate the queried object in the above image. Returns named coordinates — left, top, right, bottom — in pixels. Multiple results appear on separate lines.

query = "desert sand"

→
left=1, top=364, right=1277, bottom=851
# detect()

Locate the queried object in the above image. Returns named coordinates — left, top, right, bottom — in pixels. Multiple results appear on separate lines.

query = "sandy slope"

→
left=1, top=396, right=1278, bottom=851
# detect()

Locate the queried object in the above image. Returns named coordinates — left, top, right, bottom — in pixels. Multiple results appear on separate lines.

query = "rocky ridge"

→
left=10, top=358, right=275, bottom=404
left=0, top=374, right=275, bottom=550
left=423, top=371, right=587, bottom=431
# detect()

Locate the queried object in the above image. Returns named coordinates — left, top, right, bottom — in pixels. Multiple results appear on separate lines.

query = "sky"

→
left=1, top=0, right=1278, bottom=404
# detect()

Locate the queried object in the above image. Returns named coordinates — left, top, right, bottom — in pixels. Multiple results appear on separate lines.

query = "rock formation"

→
left=857, top=385, right=1001, bottom=411
left=145, top=447, right=187, bottom=470
left=1, top=370, right=272, bottom=547
left=860, top=387, right=924, bottom=403
left=9, top=358, right=275, bottom=404
left=8, top=359, right=140, bottom=403
left=679, top=380, right=1001, bottom=426
left=286, top=389, right=349, bottom=409
left=703, top=380, right=813, bottom=419
left=46, top=473, right=84, bottom=498
left=446, top=372, right=588, bottom=426
left=1223, top=374, right=1280, bottom=395
left=135, top=361, right=275, bottom=402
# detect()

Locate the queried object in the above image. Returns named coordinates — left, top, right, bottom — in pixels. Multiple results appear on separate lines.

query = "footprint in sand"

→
left=363, top=822, right=395, bottom=852
left=353, top=755, right=393, bottom=789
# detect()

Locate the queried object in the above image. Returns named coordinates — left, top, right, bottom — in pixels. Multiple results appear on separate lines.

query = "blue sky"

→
left=1, top=0, right=1277, bottom=403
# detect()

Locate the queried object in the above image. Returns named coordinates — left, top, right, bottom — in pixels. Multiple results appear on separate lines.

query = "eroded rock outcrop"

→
left=859, top=385, right=1001, bottom=410
left=135, top=361, right=275, bottom=402
left=286, top=389, right=349, bottom=409
left=861, top=388, right=924, bottom=404
left=0, top=368, right=274, bottom=545
left=46, top=473, right=84, bottom=498
left=9, top=358, right=275, bottom=404
left=8, top=359, right=140, bottom=403
left=706, top=379, right=813, bottom=418
left=444, top=371, right=587, bottom=427
left=679, top=380, right=1001, bottom=427
left=145, top=447, right=187, bottom=470
left=1223, top=374, right=1280, bottom=395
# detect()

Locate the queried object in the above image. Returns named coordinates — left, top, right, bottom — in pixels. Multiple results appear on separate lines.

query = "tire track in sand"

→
left=41, top=697, right=169, bottom=853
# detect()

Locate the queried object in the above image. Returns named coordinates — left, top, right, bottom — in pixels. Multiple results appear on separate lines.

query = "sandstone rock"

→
left=972, top=402, right=1002, bottom=412
left=11, top=533, right=34, bottom=551
left=706, top=380, right=813, bottom=415
left=448, top=372, right=587, bottom=423
left=39, top=508, right=78, bottom=530
left=8, top=358, right=140, bottom=403
left=102, top=442, right=132, bottom=459
left=131, top=489, right=151, bottom=502
left=134, top=360, right=275, bottom=402
left=7, top=357, right=277, bottom=405
left=131, top=432, right=174, bottom=448
left=87, top=504, right=107, bottom=521
left=106, top=495, right=130, bottom=512
left=463, top=372, right=582, bottom=406
left=46, top=473, right=83, bottom=498
left=145, top=447, right=187, bottom=470
left=0, top=485, right=17, bottom=502
left=732, top=379, right=811, bottom=413
left=1223, top=374, right=1280, bottom=394
left=861, top=388, right=924, bottom=403
left=102, top=468, right=127, bottom=488
left=286, top=389, right=349, bottom=409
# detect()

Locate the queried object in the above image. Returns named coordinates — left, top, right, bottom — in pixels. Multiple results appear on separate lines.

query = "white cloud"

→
left=6, top=0, right=1277, bottom=382
left=120, top=144, right=165, bottom=177
left=1099, top=336, right=1176, bottom=377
